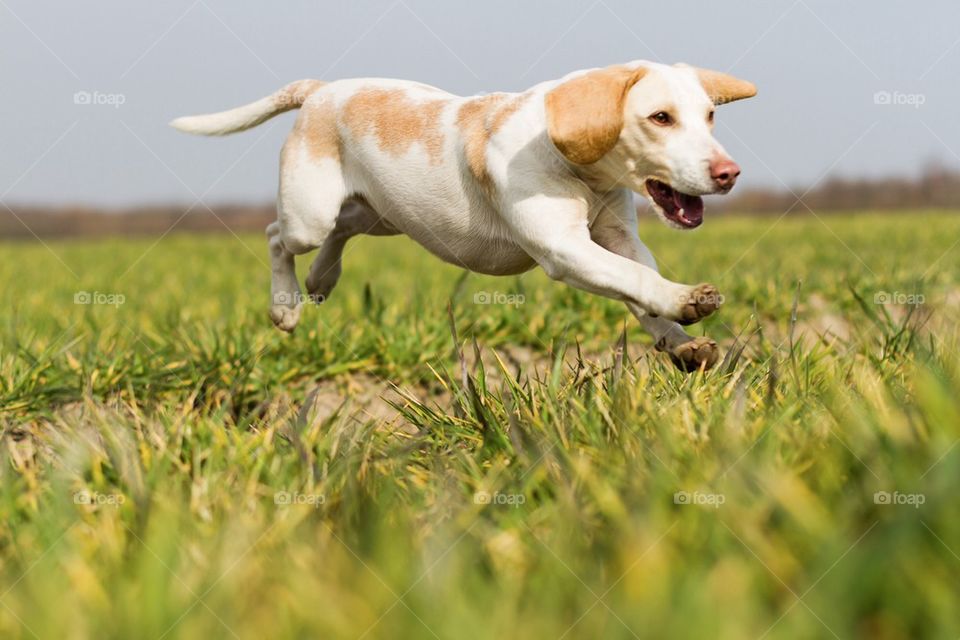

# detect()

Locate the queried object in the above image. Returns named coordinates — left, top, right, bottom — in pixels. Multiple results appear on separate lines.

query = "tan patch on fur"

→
left=692, top=68, right=757, bottom=105
left=457, top=94, right=507, bottom=186
left=342, top=89, right=447, bottom=164
left=293, top=96, right=340, bottom=159
left=545, top=65, right=647, bottom=165
left=491, top=93, right=530, bottom=136
left=457, top=92, right=530, bottom=189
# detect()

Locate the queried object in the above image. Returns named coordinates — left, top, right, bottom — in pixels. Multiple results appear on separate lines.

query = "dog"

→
left=172, top=61, right=756, bottom=372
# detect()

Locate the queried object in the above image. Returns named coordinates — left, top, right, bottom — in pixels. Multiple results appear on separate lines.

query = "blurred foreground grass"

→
left=1, top=211, right=959, bottom=639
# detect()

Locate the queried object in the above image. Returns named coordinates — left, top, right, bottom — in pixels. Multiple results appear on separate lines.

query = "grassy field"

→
left=2, top=211, right=960, bottom=639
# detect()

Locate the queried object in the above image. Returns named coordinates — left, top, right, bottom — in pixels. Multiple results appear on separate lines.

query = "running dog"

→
left=172, top=61, right=756, bottom=371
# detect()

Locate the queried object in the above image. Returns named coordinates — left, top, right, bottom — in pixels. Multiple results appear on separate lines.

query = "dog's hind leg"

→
left=267, top=221, right=304, bottom=332
left=305, top=198, right=399, bottom=303
left=268, top=134, right=346, bottom=332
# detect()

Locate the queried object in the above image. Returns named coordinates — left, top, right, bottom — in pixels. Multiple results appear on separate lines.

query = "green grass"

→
left=2, top=211, right=959, bottom=639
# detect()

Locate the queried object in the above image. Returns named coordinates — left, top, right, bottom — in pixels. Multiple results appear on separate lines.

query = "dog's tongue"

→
left=673, top=190, right=704, bottom=222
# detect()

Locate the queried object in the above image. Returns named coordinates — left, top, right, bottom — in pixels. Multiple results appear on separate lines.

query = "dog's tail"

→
left=170, top=79, right=325, bottom=136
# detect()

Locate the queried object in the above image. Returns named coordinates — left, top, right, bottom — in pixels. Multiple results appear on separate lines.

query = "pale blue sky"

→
left=1, top=0, right=958, bottom=206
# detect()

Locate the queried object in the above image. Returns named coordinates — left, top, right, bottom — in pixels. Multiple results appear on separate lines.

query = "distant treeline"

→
left=714, top=164, right=960, bottom=214
left=2, top=166, right=958, bottom=239
left=1, top=204, right=276, bottom=240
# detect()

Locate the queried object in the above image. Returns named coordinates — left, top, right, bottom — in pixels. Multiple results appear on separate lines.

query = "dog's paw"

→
left=269, top=302, right=301, bottom=333
left=676, top=283, right=723, bottom=325
left=664, top=336, right=720, bottom=372
left=304, top=267, right=340, bottom=303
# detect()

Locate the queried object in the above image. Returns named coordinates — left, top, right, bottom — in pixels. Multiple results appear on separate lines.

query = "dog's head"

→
left=545, top=62, right=756, bottom=229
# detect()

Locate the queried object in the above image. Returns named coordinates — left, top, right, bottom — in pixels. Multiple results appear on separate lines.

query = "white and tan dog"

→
left=172, top=61, right=756, bottom=371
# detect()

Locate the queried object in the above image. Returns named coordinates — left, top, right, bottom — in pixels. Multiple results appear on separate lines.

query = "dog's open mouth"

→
left=645, top=179, right=704, bottom=229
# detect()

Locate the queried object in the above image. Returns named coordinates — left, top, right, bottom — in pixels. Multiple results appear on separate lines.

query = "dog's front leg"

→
left=505, top=193, right=721, bottom=325
left=589, top=193, right=720, bottom=371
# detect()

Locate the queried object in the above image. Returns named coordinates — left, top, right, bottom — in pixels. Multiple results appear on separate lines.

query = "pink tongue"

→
left=673, top=191, right=704, bottom=219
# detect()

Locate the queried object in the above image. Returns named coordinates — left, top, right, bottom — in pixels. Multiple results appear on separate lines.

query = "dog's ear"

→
left=545, top=65, right=647, bottom=165
left=691, top=67, right=757, bottom=105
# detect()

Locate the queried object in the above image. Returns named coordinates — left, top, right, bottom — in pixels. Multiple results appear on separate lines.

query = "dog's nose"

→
left=710, top=158, right=740, bottom=190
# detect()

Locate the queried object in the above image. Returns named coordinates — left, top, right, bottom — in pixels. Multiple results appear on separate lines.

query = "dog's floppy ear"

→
left=692, top=67, right=757, bottom=105
left=545, top=65, right=647, bottom=165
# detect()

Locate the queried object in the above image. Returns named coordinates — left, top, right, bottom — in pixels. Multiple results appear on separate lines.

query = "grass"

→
left=1, top=211, right=959, bottom=639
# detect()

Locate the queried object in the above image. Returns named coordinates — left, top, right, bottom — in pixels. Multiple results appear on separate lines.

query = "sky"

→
left=1, top=0, right=958, bottom=207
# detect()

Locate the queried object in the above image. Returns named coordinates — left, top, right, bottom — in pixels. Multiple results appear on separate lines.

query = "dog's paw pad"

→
left=678, top=284, right=723, bottom=325
left=668, top=336, right=719, bottom=372
left=269, top=304, right=301, bottom=333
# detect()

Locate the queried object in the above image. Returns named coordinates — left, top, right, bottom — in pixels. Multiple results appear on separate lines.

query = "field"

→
left=2, top=211, right=959, bottom=639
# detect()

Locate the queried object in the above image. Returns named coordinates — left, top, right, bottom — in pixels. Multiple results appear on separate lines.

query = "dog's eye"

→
left=707, top=110, right=715, bottom=124
left=650, top=111, right=673, bottom=126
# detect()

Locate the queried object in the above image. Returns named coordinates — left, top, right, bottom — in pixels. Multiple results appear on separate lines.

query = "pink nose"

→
left=710, top=158, right=740, bottom=190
